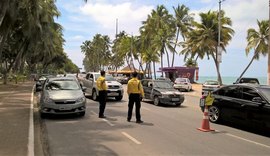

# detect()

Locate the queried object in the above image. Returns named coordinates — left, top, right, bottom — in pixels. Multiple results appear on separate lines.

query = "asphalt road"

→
left=39, top=85, right=270, bottom=156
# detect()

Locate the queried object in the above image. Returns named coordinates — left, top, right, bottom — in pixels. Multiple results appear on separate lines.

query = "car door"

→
left=215, top=86, right=246, bottom=122
left=141, top=80, right=151, bottom=99
left=240, top=86, right=268, bottom=128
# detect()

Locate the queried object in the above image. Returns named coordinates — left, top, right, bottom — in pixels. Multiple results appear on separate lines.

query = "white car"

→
left=81, top=72, right=124, bottom=101
left=173, top=78, right=192, bottom=92
left=202, top=80, right=220, bottom=95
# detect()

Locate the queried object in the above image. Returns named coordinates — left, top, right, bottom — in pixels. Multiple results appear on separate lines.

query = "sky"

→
left=55, top=0, right=268, bottom=77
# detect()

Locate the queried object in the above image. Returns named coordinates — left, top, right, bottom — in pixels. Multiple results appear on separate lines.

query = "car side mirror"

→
left=252, top=97, right=265, bottom=104
left=82, top=86, right=87, bottom=92
left=36, top=86, right=42, bottom=92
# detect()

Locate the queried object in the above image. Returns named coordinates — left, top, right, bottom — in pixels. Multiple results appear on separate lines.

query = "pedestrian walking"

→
left=97, top=70, right=108, bottom=118
left=127, top=71, right=144, bottom=123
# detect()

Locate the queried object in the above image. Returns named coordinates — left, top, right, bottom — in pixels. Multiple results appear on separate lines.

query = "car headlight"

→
left=76, top=97, right=86, bottom=103
left=119, top=85, right=123, bottom=89
left=44, top=96, right=53, bottom=103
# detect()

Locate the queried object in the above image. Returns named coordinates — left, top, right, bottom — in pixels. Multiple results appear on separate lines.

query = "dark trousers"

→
left=99, top=90, right=107, bottom=117
left=127, top=93, right=141, bottom=121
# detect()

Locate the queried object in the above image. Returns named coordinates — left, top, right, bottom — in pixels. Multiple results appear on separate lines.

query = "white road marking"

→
left=90, top=110, right=114, bottom=126
left=121, top=132, right=142, bottom=145
left=226, top=133, right=270, bottom=149
left=90, top=110, right=97, bottom=115
left=102, top=119, right=115, bottom=126
left=28, top=86, right=34, bottom=156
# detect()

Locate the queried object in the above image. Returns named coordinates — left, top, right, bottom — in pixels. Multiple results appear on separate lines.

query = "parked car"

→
left=202, top=80, right=220, bottom=95
left=173, top=78, right=192, bottom=92
left=80, top=72, right=124, bottom=101
left=37, top=77, right=86, bottom=118
left=115, top=76, right=129, bottom=84
left=234, top=77, right=260, bottom=84
left=201, top=84, right=270, bottom=130
left=141, top=79, right=185, bottom=106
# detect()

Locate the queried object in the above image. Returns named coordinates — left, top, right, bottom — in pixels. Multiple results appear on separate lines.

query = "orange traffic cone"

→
left=197, top=106, right=215, bottom=132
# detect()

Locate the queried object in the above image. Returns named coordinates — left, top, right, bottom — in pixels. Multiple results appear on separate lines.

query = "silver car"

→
left=38, top=77, right=86, bottom=118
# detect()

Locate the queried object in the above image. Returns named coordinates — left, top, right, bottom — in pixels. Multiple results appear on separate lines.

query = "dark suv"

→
left=234, top=77, right=260, bottom=84
left=202, top=84, right=270, bottom=130
left=141, top=79, right=185, bottom=106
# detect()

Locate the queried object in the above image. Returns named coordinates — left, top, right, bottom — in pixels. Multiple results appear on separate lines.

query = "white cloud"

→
left=80, top=2, right=153, bottom=36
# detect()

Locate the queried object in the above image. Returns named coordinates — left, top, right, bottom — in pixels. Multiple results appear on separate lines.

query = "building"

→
left=159, top=66, right=199, bottom=83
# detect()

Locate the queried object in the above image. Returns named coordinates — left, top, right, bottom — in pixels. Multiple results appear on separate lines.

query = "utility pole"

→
left=115, top=18, right=118, bottom=39
left=267, top=0, right=270, bottom=85
left=217, top=0, right=224, bottom=85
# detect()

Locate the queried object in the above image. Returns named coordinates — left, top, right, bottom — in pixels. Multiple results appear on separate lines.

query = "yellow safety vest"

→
left=205, top=92, right=215, bottom=106
left=127, top=78, right=144, bottom=97
left=97, top=76, right=107, bottom=91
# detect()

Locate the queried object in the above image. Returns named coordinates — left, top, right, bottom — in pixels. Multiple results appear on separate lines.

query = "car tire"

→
left=208, top=105, right=221, bottom=123
left=92, top=89, right=98, bottom=101
left=115, top=96, right=123, bottom=101
left=153, top=96, right=160, bottom=106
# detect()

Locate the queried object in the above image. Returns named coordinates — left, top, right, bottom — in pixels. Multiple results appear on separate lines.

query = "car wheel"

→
left=92, top=90, right=98, bottom=101
left=115, top=96, right=123, bottom=101
left=153, top=96, right=160, bottom=106
left=208, top=105, right=221, bottom=123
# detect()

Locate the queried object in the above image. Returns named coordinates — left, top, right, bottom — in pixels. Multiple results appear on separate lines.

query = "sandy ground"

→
left=182, top=83, right=202, bottom=97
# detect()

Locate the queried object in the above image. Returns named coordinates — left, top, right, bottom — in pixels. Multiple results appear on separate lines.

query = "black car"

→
left=234, top=77, right=260, bottom=84
left=141, top=79, right=185, bottom=106
left=203, top=84, right=270, bottom=129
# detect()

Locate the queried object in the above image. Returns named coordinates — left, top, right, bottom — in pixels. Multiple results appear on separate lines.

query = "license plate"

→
left=200, top=98, right=205, bottom=107
left=59, top=106, right=72, bottom=110
left=108, top=92, right=119, bottom=96
left=172, top=98, right=179, bottom=101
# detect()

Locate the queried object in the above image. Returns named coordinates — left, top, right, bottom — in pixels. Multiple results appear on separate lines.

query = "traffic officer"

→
left=97, top=70, right=108, bottom=118
left=127, top=71, right=144, bottom=123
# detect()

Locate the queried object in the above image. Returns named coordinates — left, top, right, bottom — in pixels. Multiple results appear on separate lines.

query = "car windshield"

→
left=175, top=78, right=187, bottom=83
left=258, top=88, right=270, bottom=102
left=205, top=81, right=219, bottom=85
left=46, top=79, right=80, bottom=90
left=94, top=74, right=116, bottom=81
left=154, top=81, right=173, bottom=89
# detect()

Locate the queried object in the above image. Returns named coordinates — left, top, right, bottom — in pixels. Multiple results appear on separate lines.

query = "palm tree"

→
left=172, top=4, right=194, bottom=67
left=239, top=20, right=269, bottom=80
left=181, top=10, right=234, bottom=85
left=141, top=5, right=176, bottom=77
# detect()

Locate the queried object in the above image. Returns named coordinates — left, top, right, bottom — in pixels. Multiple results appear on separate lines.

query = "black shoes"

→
left=136, top=120, right=144, bottom=124
left=127, top=119, right=131, bottom=122
left=99, top=115, right=106, bottom=118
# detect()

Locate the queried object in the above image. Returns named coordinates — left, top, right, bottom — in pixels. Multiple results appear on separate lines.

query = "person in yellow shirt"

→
left=127, top=71, right=144, bottom=123
left=96, top=70, right=108, bottom=118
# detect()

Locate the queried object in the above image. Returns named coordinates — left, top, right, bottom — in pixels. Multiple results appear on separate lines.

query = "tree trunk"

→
left=161, top=48, right=164, bottom=77
left=268, top=47, right=270, bottom=85
left=238, top=51, right=259, bottom=81
left=172, top=28, right=180, bottom=67
left=153, top=61, right=156, bottom=79
left=164, top=46, right=170, bottom=67
left=212, top=53, right=223, bottom=85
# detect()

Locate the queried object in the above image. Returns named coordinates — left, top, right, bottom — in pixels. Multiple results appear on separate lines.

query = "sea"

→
left=196, top=76, right=267, bottom=85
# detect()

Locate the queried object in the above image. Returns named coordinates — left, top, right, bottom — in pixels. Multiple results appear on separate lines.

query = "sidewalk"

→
left=0, top=81, right=35, bottom=156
